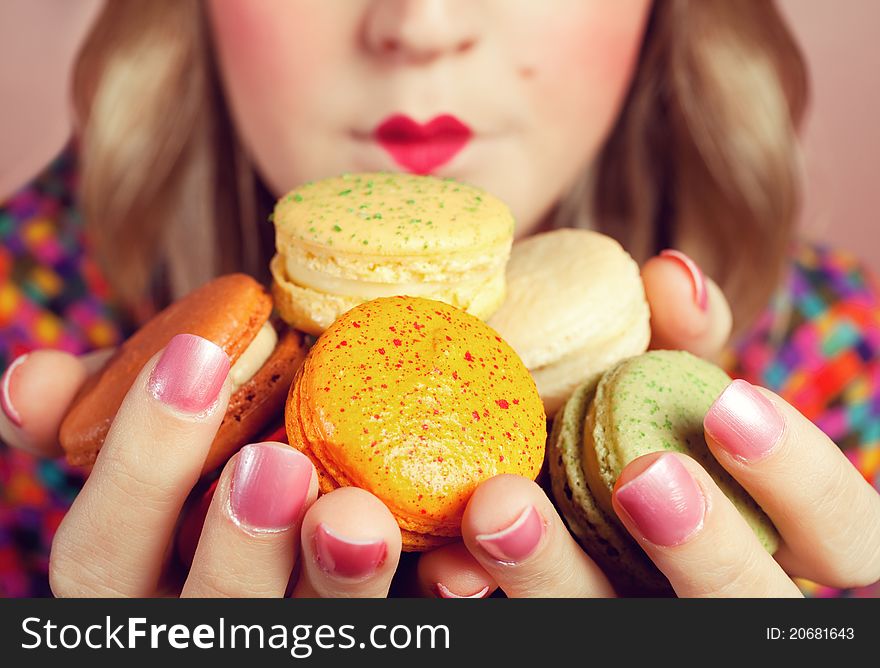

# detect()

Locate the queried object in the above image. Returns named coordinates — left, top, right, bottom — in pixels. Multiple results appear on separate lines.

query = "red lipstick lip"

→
left=373, top=114, right=473, bottom=174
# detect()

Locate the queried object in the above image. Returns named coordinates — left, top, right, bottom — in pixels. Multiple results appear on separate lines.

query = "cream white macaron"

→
left=487, top=229, right=650, bottom=416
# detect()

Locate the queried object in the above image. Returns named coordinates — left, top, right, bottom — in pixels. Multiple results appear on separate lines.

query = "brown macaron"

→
left=60, top=274, right=308, bottom=475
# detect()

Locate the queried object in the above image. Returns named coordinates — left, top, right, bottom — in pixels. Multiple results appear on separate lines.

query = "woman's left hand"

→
left=415, top=251, right=880, bottom=597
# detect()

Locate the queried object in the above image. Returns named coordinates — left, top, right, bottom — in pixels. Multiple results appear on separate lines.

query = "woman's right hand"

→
left=0, top=335, right=402, bottom=597
left=415, top=250, right=880, bottom=598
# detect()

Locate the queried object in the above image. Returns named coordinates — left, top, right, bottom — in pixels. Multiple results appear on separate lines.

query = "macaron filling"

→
left=281, top=256, right=503, bottom=300
left=229, top=321, right=278, bottom=391
left=528, top=317, right=651, bottom=411
left=580, top=397, right=617, bottom=518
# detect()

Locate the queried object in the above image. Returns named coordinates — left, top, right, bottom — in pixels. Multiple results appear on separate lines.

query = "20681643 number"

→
left=791, top=628, right=854, bottom=640
left=766, top=627, right=855, bottom=640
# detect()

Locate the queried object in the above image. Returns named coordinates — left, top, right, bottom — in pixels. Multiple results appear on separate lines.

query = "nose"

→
left=363, top=0, right=479, bottom=63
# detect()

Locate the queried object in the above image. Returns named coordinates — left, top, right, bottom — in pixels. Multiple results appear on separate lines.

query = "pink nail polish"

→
left=660, top=249, right=709, bottom=311
left=705, top=379, right=785, bottom=462
left=229, top=443, right=313, bottom=532
left=615, top=454, right=705, bottom=547
left=435, top=583, right=491, bottom=599
left=0, top=354, right=28, bottom=428
left=147, top=334, right=230, bottom=413
left=475, top=505, right=544, bottom=563
left=314, top=524, right=387, bottom=578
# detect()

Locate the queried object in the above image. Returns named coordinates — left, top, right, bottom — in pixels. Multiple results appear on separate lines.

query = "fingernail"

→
left=705, top=379, right=785, bottom=462
left=229, top=443, right=313, bottom=532
left=148, top=334, right=230, bottom=413
left=0, top=354, right=28, bottom=428
left=475, top=505, right=544, bottom=563
left=435, top=583, right=491, bottom=599
left=660, top=249, right=708, bottom=311
left=615, top=454, right=705, bottom=547
left=314, top=524, right=387, bottom=578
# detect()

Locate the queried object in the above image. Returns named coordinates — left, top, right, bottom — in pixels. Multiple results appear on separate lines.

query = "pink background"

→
left=779, top=0, right=880, bottom=273
left=2, top=0, right=878, bottom=272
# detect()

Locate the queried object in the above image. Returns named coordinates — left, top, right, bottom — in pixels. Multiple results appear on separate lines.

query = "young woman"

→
left=1, top=0, right=878, bottom=598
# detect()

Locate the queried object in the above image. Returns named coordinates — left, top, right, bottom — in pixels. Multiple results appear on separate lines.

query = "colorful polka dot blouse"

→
left=1, top=148, right=878, bottom=597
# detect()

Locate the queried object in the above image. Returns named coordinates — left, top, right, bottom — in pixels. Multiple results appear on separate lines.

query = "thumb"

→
left=0, top=348, right=114, bottom=458
left=642, top=250, right=732, bottom=361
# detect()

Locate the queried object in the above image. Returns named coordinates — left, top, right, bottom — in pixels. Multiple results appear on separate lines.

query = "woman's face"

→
left=207, top=0, right=651, bottom=236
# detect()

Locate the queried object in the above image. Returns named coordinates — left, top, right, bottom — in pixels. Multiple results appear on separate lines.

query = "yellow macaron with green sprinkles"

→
left=270, top=172, right=514, bottom=335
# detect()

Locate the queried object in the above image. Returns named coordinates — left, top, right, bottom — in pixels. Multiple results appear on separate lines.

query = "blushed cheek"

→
left=207, top=0, right=325, bottom=100
left=523, top=3, right=649, bottom=122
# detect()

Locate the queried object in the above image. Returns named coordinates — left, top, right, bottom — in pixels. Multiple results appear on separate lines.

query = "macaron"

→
left=488, top=229, right=650, bottom=417
left=548, top=350, right=778, bottom=594
left=270, top=172, right=514, bottom=335
left=60, top=274, right=308, bottom=475
left=285, top=295, right=546, bottom=550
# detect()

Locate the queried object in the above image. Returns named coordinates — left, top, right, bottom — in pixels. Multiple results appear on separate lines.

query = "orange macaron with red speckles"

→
left=285, top=295, right=546, bottom=550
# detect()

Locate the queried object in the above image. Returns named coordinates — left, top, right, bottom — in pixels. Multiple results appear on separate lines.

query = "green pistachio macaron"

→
left=548, top=350, right=779, bottom=595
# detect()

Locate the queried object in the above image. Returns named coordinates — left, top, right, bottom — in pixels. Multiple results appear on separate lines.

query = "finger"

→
left=612, top=452, right=802, bottom=597
left=642, top=250, right=732, bottom=360
left=49, top=334, right=231, bottom=597
left=461, top=475, right=616, bottom=598
left=704, top=380, right=880, bottom=588
left=293, top=487, right=402, bottom=598
left=182, top=442, right=318, bottom=597
left=0, top=348, right=113, bottom=458
left=417, top=542, right=496, bottom=598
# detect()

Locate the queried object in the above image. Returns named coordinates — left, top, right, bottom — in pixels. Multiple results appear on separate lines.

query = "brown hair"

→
left=72, top=0, right=272, bottom=318
left=73, top=0, right=807, bottom=331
